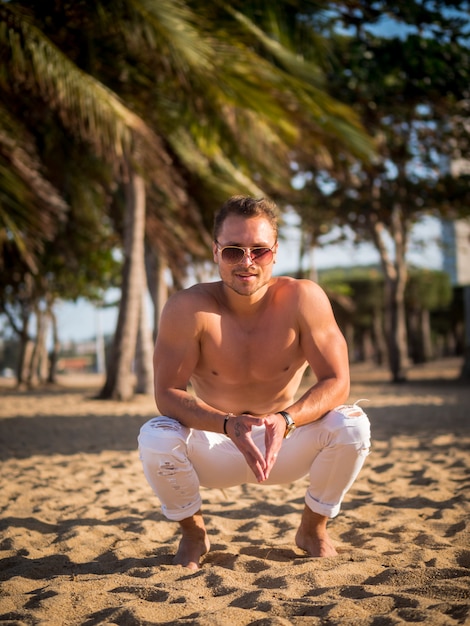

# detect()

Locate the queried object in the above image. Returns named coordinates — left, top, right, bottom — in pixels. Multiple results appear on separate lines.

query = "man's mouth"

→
left=235, top=272, right=257, bottom=280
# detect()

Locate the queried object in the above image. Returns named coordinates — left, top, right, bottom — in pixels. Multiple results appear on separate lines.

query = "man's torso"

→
left=189, top=277, right=310, bottom=414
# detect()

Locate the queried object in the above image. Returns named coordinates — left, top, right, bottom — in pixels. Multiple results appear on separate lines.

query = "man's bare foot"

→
left=295, top=505, right=338, bottom=557
left=173, top=512, right=211, bottom=570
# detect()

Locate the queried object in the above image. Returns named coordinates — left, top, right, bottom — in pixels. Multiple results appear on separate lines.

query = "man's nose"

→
left=240, top=249, right=255, bottom=265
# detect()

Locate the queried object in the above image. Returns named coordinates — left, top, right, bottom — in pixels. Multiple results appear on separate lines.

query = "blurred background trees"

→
left=287, top=0, right=470, bottom=381
left=1, top=0, right=469, bottom=395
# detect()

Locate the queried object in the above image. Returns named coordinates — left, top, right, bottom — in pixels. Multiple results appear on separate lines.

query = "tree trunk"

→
left=409, top=307, right=433, bottom=364
left=460, top=285, right=470, bottom=380
left=28, top=306, right=48, bottom=386
left=145, top=242, right=168, bottom=341
left=135, top=291, right=154, bottom=395
left=383, top=262, right=409, bottom=382
left=48, top=306, right=61, bottom=384
left=14, top=305, right=34, bottom=387
left=420, top=308, right=433, bottom=362
left=94, top=307, right=106, bottom=374
left=361, top=328, right=376, bottom=363
left=408, top=309, right=421, bottom=363
left=99, top=166, right=147, bottom=400
left=38, top=320, right=49, bottom=383
left=4, top=281, right=34, bottom=387
left=372, top=306, right=387, bottom=365
left=18, top=336, right=34, bottom=387
left=369, top=204, right=409, bottom=382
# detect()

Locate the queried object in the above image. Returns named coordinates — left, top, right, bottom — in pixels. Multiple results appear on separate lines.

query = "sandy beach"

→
left=0, top=357, right=468, bottom=625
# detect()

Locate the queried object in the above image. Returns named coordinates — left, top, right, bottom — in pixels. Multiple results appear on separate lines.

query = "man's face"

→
left=213, top=215, right=278, bottom=297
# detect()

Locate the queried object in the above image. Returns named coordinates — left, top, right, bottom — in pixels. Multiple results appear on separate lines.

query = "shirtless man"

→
left=138, top=196, right=371, bottom=570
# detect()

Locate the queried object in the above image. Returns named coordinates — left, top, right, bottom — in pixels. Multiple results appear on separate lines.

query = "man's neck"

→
left=219, top=279, right=274, bottom=316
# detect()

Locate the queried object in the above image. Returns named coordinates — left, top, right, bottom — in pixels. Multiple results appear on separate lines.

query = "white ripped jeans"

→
left=138, top=404, right=371, bottom=522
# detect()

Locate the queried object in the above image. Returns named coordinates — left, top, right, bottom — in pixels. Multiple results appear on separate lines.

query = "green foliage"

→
left=42, top=215, right=122, bottom=304
left=319, top=265, right=383, bottom=283
left=320, top=265, right=454, bottom=315
left=0, top=104, right=68, bottom=273
left=291, top=0, right=470, bottom=244
left=319, top=266, right=384, bottom=326
left=406, top=269, right=453, bottom=311
left=1, top=0, right=374, bottom=291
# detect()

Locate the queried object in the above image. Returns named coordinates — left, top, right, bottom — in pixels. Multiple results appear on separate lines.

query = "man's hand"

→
left=262, top=412, right=287, bottom=479
left=225, top=412, right=286, bottom=482
left=225, top=414, right=266, bottom=482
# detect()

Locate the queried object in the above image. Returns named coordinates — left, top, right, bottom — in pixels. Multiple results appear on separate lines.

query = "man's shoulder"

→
left=167, top=281, right=221, bottom=309
left=275, top=275, right=323, bottom=296
left=274, top=277, right=330, bottom=315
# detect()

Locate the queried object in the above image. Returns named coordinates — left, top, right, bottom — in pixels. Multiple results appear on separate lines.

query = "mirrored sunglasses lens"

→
left=221, top=247, right=244, bottom=263
left=251, top=248, right=272, bottom=262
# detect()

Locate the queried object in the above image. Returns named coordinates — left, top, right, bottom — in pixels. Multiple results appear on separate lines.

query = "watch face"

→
left=279, top=411, right=295, bottom=438
left=284, top=424, right=296, bottom=439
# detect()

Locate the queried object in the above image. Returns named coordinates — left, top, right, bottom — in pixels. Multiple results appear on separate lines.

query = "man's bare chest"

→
left=197, top=312, right=301, bottom=381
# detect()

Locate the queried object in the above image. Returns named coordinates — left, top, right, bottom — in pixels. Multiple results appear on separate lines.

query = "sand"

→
left=0, top=358, right=468, bottom=625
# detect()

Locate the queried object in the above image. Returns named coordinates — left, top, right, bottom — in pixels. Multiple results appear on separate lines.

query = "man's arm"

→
left=153, top=288, right=226, bottom=432
left=285, top=279, right=350, bottom=426
left=261, top=279, right=350, bottom=479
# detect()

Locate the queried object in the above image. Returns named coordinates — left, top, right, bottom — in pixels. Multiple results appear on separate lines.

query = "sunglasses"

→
left=215, top=241, right=276, bottom=265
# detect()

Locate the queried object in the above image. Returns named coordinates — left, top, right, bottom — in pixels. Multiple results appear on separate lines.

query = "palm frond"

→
left=126, top=0, right=214, bottom=72
left=0, top=103, right=69, bottom=271
left=1, top=4, right=168, bottom=164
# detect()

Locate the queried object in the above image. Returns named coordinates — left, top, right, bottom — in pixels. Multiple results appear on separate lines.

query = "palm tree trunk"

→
left=135, top=291, right=154, bottom=395
left=145, top=241, right=168, bottom=341
left=99, top=165, right=147, bottom=400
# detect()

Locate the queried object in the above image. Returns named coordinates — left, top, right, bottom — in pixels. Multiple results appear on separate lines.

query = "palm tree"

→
left=95, top=0, right=377, bottom=398
left=0, top=1, right=176, bottom=385
left=1, top=0, right=374, bottom=397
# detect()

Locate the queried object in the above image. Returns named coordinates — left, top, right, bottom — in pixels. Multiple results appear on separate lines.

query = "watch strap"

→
left=277, top=410, right=294, bottom=436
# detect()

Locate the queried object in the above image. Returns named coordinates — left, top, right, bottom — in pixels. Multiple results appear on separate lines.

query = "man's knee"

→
left=321, top=404, right=371, bottom=449
left=138, top=416, right=189, bottom=456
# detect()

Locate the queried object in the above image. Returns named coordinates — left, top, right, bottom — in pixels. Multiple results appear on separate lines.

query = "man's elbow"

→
left=154, top=384, right=171, bottom=415
left=336, top=375, right=350, bottom=404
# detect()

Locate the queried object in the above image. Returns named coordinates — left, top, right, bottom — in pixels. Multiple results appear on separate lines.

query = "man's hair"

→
left=213, top=196, right=280, bottom=241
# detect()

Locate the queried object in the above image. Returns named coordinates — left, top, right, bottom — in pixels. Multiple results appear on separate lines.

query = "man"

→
left=138, top=195, right=371, bottom=570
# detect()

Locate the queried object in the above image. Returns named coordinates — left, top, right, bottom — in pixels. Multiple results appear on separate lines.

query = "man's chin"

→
left=229, top=282, right=259, bottom=296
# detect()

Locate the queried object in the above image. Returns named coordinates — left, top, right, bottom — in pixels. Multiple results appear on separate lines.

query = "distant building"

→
left=442, top=219, right=470, bottom=287
left=57, top=354, right=95, bottom=373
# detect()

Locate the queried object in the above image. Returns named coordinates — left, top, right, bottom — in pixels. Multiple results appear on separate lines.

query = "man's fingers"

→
left=239, top=434, right=267, bottom=482
left=263, top=416, right=284, bottom=479
left=243, top=450, right=266, bottom=482
left=231, top=414, right=275, bottom=482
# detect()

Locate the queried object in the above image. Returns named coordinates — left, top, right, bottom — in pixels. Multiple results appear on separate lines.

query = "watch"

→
left=277, top=411, right=296, bottom=439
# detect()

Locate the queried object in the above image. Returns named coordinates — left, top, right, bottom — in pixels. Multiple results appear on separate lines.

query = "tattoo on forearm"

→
left=182, top=396, right=197, bottom=410
left=234, top=422, right=241, bottom=438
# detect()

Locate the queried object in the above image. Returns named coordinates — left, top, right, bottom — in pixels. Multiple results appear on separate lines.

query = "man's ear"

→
left=212, top=241, right=219, bottom=264
left=273, top=241, right=279, bottom=263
